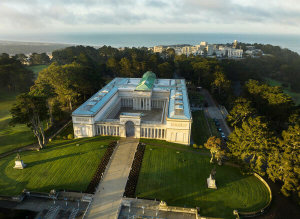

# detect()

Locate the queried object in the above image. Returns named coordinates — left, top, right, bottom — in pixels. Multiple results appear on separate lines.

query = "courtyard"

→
left=110, top=107, right=164, bottom=123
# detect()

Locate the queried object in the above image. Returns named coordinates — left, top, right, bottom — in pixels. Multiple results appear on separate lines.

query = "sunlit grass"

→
left=0, top=136, right=119, bottom=195
left=136, top=143, right=270, bottom=218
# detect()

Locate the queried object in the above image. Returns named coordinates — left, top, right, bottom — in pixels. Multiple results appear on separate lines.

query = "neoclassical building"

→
left=72, top=71, right=192, bottom=145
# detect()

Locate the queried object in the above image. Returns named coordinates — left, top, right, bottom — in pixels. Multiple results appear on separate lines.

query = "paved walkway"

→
left=86, top=138, right=139, bottom=219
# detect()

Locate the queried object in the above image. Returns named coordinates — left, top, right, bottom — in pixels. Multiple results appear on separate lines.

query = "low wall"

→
left=236, top=173, right=272, bottom=218
left=0, top=194, right=25, bottom=202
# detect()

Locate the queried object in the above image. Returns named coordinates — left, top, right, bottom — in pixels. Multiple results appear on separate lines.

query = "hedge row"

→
left=85, top=141, right=117, bottom=194
left=123, top=143, right=146, bottom=197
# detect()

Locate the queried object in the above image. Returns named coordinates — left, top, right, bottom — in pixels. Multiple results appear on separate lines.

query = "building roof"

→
left=72, top=72, right=191, bottom=120
left=135, top=71, right=156, bottom=91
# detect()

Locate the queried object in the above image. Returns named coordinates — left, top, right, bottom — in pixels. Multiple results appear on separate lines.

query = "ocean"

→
left=1, top=33, right=300, bottom=54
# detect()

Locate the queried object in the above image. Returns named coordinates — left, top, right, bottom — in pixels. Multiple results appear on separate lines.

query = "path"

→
left=86, top=138, right=139, bottom=219
left=200, top=89, right=231, bottom=136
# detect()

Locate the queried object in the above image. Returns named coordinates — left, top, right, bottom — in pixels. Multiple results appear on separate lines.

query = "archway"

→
left=125, top=121, right=135, bottom=137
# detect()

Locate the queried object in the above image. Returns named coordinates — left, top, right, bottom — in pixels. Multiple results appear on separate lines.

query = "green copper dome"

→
left=135, top=71, right=156, bottom=91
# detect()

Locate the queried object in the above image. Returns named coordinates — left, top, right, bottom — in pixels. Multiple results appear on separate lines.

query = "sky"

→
left=1, top=0, right=300, bottom=35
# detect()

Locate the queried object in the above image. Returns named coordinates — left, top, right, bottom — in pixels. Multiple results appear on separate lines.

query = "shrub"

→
left=67, top=134, right=74, bottom=140
left=56, top=135, right=61, bottom=139
left=63, top=136, right=67, bottom=140
left=193, top=144, right=198, bottom=149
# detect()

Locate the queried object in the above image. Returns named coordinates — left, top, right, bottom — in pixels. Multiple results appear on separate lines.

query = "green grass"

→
left=0, top=136, right=119, bottom=195
left=140, top=138, right=209, bottom=153
left=265, top=78, right=300, bottom=105
left=192, top=111, right=220, bottom=146
left=135, top=144, right=270, bottom=218
left=26, top=65, right=48, bottom=78
left=0, top=92, right=35, bottom=154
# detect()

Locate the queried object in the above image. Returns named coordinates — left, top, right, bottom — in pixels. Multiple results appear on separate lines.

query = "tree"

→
left=0, top=54, right=34, bottom=92
left=227, top=97, right=256, bottom=127
left=30, top=82, right=57, bottom=127
left=10, top=93, right=48, bottom=149
left=192, top=61, right=210, bottom=86
left=29, top=53, right=50, bottom=65
left=157, top=62, right=173, bottom=78
left=36, top=62, right=99, bottom=111
left=211, top=71, right=231, bottom=96
left=244, top=79, right=294, bottom=130
left=119, top=57, right=132, bottom=77
left=227, top=116, right=273, bottom=175
left=204, top=136, right=225, bottom=165
left=13, top=53, right=28, bottom=65
left=267, top=123, right=300, bottom=197
left=106, top=57, right=119, bottom=77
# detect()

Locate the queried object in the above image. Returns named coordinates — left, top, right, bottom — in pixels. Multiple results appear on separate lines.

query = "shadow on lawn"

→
left=25, top=152, right=87, bottom=168
left=45, top=136, right=117, bottom=151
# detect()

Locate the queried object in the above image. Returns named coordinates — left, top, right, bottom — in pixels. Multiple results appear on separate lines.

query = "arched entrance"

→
left=125, top=121, right=135, bottom=137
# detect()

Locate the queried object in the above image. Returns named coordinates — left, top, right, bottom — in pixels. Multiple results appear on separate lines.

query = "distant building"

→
left=206, top=45, right=215, bottom=56
left=200, top=41, right=208, bottom=47
left=233, top=40, right=238, bottom=49
left=154, top=46, right=164, bottom=53
left=72, top=71, right=192, bottom=145
left=218, top=46, right=243, bottom=58
left=227, top=48, right=243, bottom=58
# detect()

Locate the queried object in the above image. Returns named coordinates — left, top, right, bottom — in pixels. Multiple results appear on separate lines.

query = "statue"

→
left=14, top=152, right=26, bottom=169
left=210, top=167, right=216, bottom=180
left=207, top=167, right=217, bottom=189
left=16, top=153, right=21, bottom=160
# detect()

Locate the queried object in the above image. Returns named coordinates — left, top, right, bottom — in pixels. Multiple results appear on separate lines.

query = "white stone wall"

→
left=165, top=119, right=192, bottom=145
left=72, top=89, right=192, bottom=145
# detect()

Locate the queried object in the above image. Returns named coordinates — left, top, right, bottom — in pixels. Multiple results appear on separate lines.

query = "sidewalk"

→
left=86, top=138, right=139, bottom=219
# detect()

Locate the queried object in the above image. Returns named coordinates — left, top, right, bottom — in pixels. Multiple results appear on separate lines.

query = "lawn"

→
left=265, top=78, right=300, bottom=105
left=0, top=136, right=119, bottom=195
left=0, top=91, right=35, bottom=154
left=191, top=111, right=219, bottom=146
left=135, top=143, right=270, bottom=218
left=26, top=65, right=48, bottom=78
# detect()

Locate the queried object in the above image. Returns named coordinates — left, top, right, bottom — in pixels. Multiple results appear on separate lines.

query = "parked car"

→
left=217, top=128, right=222, bottom=132
left=221, top=132, right=225, bottom=138
left=215, top=121, right=220, bottom=126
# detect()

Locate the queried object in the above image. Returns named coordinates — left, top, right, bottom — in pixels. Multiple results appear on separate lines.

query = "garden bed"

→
left=85, top=141, right=118, bottom=193
left=123, top=143, right=146, bottom=197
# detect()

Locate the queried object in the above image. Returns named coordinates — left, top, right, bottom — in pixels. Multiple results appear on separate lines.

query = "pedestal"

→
left=207, top=176, right=217, bottom=189
left=14, top=160, right=26, bottom=169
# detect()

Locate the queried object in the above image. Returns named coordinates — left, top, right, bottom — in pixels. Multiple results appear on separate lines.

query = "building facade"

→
left=72, top=72, right=192, bottom=145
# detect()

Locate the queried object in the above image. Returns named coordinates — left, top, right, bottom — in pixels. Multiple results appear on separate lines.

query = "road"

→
left=200, top=89, right=231, bottom=137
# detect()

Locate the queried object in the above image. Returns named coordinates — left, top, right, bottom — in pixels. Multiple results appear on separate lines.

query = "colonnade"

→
left=96, top=125, right=119, bottom=136
left=121, top=98, right=133, bottom=107
left=140, top=127, right=165, bottom=139
left=133, top=98, right=151, bottom=110
left=152, top=99, right=165, bottom=108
